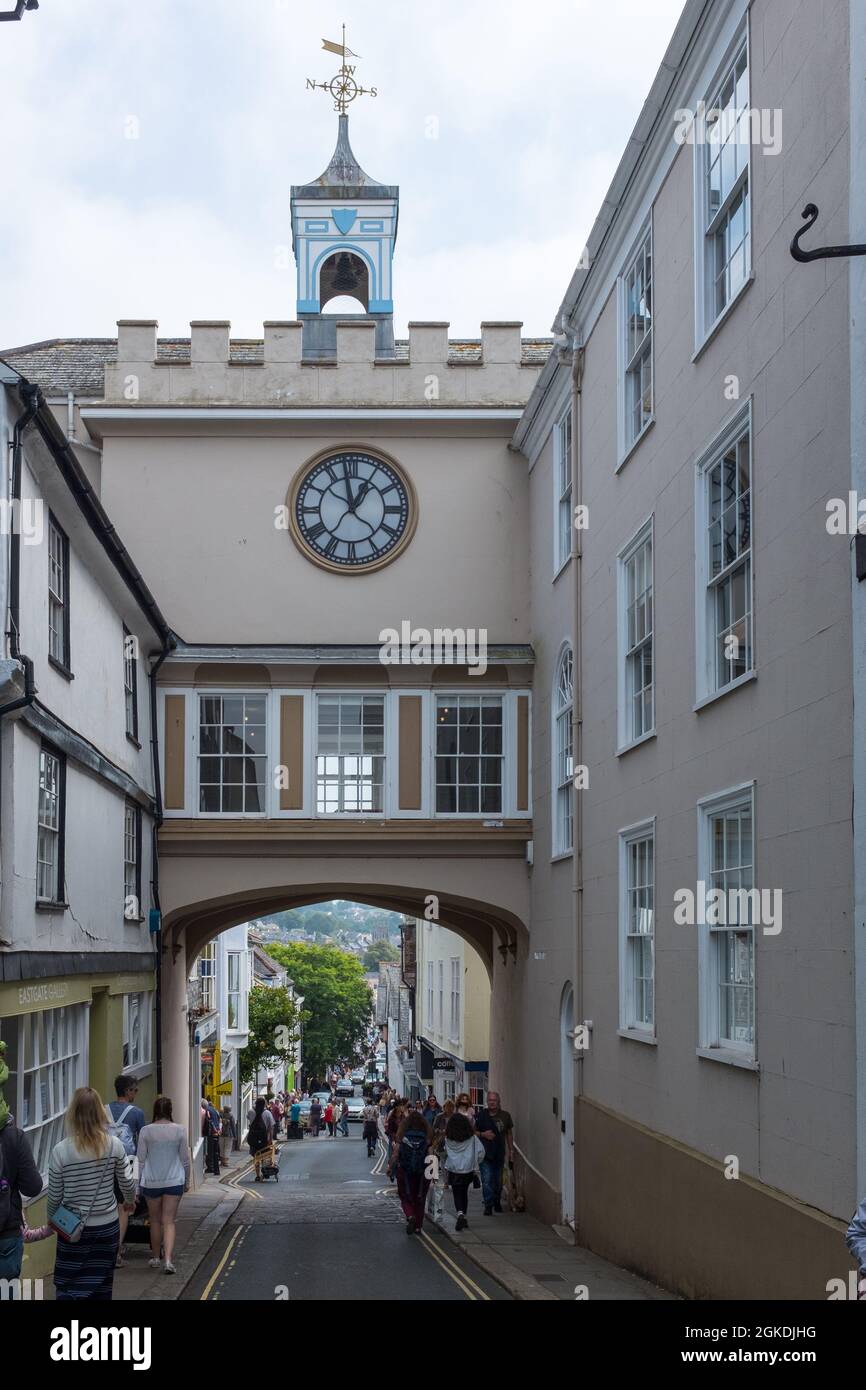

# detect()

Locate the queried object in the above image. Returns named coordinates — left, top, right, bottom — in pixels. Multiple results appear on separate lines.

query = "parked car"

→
left=346, top=1096, right=366, bottom=1122
left=350, top=1070, right=364, bottom=1084
left=335, top=1080, right=354, bottom=1097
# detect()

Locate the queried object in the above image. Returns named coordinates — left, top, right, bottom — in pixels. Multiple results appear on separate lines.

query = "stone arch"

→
left=315, top=247, right=373, bottom=311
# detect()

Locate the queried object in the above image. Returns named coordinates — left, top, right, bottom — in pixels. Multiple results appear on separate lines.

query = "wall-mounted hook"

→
left=790, top=204, right=866, bottom=262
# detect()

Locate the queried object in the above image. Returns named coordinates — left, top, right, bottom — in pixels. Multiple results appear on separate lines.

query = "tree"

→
left=362, top=939, right=400, bottom=971
left=237, top=984, right=305, bottom=1087
left=267, top=942, right=373, bottom=1078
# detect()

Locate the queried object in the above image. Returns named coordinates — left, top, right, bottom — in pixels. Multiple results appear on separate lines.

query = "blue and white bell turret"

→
left=291, top=114, right=399, bottom=360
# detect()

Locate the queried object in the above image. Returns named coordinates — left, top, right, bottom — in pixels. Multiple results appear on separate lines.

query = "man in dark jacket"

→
left=474, top=1092, right=514, bottom=1215
left=0, top=1116, right=43, bottom=1286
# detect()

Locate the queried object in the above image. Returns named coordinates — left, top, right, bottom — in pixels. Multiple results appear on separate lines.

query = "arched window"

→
left=553, top=645, right=574, bottom=856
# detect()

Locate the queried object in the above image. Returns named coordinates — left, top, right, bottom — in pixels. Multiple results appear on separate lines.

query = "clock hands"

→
left=342, top=459, right=356, bottom=510
left=347, top=479, right=373, bottom=513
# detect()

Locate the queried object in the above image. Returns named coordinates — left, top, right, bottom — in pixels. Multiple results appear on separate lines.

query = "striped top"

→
left=47, top=1136, right=135, bottom=1228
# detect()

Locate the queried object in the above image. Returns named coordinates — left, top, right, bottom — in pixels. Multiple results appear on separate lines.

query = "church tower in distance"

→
left=291, top=114, right=399, bottom=361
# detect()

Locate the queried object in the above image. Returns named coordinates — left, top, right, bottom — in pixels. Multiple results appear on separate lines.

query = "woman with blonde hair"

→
left=48, top=1086, right=136, bottom=1300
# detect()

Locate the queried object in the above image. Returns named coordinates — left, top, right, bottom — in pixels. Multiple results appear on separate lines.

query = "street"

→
left=183, top=1128, right=510, bottom=1302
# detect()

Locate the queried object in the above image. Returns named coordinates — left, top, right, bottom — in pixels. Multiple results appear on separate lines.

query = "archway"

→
left=318, top=249, right=370, bottom=311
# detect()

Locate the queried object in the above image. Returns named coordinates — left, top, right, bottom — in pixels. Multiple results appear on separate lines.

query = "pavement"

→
left=430, top=1178, right=676, bottom=1302
left=39, top=1153, right=246, bottom=1302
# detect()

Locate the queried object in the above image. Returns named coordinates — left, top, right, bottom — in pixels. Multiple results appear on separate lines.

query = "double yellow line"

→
left=200, top=1224, right=248, bottom=1301
left=417, top=1230, right=491, bottom=1301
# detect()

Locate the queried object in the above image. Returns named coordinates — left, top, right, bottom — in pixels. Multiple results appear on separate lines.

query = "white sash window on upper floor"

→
left=694, top=32, right=752, bottom=349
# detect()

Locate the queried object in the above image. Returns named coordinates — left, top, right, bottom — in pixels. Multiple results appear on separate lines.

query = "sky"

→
left=0, top=0, right=686, bottom=347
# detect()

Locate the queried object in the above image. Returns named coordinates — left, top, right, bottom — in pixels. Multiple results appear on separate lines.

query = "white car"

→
left=346, top=1096, right=366, bottom=1122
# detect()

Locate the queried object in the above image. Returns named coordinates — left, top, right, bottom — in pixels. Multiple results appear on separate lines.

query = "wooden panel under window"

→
left=164, top=695, right=186, bottom=810
left=516, top=695, right=529, bottom=812
left=280, top=695, right=304, bottom=811
left=398, top=695, right=422, bottom=811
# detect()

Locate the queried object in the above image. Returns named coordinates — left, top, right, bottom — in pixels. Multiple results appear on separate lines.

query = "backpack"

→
left=248, top=1115, right=268, bottom=1152
left=398, top=1130, right=428, bottom=1177
left=107, top=1103, right=137, bottom=1157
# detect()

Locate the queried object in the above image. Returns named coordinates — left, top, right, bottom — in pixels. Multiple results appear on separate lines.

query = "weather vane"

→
left=306, top=25, right=377, bottom=114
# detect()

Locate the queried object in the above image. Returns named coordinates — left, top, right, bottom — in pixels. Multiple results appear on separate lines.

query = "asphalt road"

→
left=182, top=1127, right=510, bottom=1302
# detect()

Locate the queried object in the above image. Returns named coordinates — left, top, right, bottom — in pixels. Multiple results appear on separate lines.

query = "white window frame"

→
left=36, top=745, right=64, bottom=904
left=437, top=960, right=444, bottom=1034
left=697, top=782, right=757, bottom=1065
left=618, top=819, right=656, bottom=1040
left=617, top=517, right=655, bottom=752
left=617, top=219, right=654, bottom=465
left=123, top=628, right=138, bottom=741
left=553, top=404, right=573, bottom=576
left=197, top=942, right=216, bottom=1014
left=47, top=512, right=70, bottom=670
left=0, top=1004, right=87, bottom=1180
left=197, top=691, right=269, bottom=817
left=123, top=990, right=153, bottom=1074
left=226, top=951, right=245, bottom=1033
left=433, top=693, right=505, bottom=819
left=315, top=691, right=388, bottom=817
left=694, top=400, right=754, bottom=706
left=693, top=25, right=753, bottom=351
left=552, top=643, right=574, bottom=857
left=123, top=801, right=141, bottom=919
left=449, top=957, right=461, bottom=1043
left=426, top=960, right=434, bottom=1028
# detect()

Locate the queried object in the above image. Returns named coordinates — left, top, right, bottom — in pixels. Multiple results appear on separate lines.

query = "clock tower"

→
left=291, top=114, right=399, bottom=361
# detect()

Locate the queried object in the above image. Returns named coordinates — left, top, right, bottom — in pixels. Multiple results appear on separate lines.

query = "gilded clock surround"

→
left=287, top=444, right=419, bottom=575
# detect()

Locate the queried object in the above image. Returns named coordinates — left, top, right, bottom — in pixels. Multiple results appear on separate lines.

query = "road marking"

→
left=416, top=1229, right=479, bottom=1300
left=419, top=1231, right=491, bottom=1301
left=200, top=1223, right=244, bottom=1301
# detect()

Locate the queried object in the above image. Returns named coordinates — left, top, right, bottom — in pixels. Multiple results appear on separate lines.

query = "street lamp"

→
left=0, top=1, right=39, bottom=19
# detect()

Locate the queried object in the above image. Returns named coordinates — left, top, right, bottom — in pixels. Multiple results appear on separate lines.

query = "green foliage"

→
left=362, top=939, right=400, bottom=971
left=267, top=942, right=373, bottom=1077
left=237, top=984, right=305, bottom=1087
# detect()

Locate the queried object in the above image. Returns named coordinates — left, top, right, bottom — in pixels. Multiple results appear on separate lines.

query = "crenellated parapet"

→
left=103, top=319, right=550, bottom=407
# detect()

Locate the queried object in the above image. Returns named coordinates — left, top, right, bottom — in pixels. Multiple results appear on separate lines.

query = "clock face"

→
left=290, top=449, right=415, bottom=572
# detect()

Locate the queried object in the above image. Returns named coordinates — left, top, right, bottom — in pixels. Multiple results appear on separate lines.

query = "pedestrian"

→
left=361, top=1099, right=379, bottom=1157
left=427, top=1099, right=455, bottom=1224
left=137, top=1095, right=190, bottom=1275
left=422, top=1094, right=440, bottom=1127
left=106, top=1073, right=146, bottom=1268
left=455, top=1092, right=475, bottom=1126
left=385, top=1099, right=405, bottom=1181
left=0, top=1052, right=43, bottom=1296
left=309, top=1097, right=323, bottom=1138
left=289, top=1097, right=301, bottom=1140
left=201, top=1095, right=222, bottom=1177
left=247, top=1098, right=274, bottom=1181
left=324, top=1099, right=335, bottom=1137
left=219, top=1106, right=237, bottom=1165
left=47, top=1086, right=136, bottom=1300
left=269, top=1097, right=282, bottom=1137
left=387, top=1111, right=432, bottom=1235
left=443, top=1112, right=485, bottom=1232
left=473, top=1091, right=514, bottom=1215
left=338, top=1099, right=350, bottom=1137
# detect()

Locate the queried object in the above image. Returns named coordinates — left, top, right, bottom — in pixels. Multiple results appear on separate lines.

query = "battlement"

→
left=102, top=319, right=550, bottom=407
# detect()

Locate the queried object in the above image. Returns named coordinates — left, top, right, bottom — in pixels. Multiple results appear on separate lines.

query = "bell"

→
left=333, top=253, right=360, bottom=293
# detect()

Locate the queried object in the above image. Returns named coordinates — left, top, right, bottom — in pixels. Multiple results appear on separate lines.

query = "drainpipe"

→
left=569, top=334, right=585, bottom=1239
left=0, top=381, right=39, bottom=720
left=149, top=634, right=176, bottom=1093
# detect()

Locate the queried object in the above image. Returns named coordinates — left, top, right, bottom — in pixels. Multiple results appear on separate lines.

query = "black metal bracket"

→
left=790, top=204, right=866, bottom=263
left=0, top=1, right=38, bottom=20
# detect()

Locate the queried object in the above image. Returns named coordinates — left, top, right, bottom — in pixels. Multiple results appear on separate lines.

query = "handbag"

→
left=49, top=1155, right=112, bottom=1244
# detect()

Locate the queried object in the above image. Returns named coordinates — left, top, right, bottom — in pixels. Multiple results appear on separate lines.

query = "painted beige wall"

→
left=97, top=425, right=529, bottom=646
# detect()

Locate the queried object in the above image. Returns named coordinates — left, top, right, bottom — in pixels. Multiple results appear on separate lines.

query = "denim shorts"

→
left=140, top=1184, right=184, bottom=1198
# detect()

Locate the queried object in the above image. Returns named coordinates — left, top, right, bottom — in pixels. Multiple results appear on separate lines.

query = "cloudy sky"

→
left=0, top=0, right=686, bottom=347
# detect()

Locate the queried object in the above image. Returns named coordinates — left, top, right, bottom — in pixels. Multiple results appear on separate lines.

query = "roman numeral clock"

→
left=288, top=448, right=418, bottom=574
